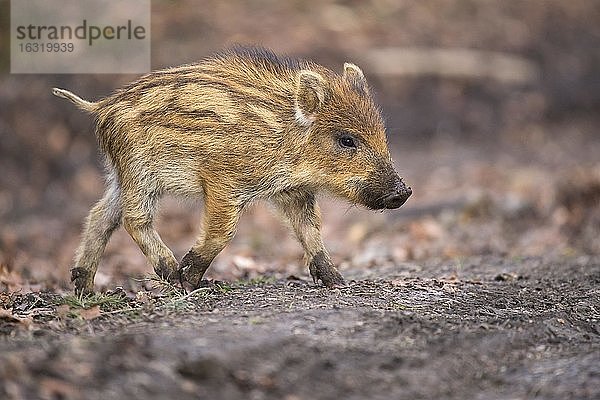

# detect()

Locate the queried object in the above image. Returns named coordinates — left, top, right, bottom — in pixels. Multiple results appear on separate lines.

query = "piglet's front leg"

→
left=272, top=190, right=345, bottom=288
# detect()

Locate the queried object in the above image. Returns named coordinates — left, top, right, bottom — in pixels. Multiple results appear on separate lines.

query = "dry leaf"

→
left=0, top=308, right=19, bottom=322
left=0, top=308, right=34, bottom=328
left=78, top=305, right=102, bottom=320
left=56, top=304, right=71, bottom=319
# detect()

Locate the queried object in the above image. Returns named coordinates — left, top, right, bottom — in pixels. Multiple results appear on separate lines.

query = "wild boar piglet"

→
left=53, top=46, right=412, bottom=295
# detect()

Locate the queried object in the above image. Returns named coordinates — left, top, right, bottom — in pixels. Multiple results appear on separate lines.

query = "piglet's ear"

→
left=295, top=70, right=327, bottom=127
left=343, top=62, right=369, bottom=95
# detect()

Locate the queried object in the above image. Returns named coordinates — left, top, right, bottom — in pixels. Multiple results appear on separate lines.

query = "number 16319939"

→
left=19, top=42, right=74, bottom=52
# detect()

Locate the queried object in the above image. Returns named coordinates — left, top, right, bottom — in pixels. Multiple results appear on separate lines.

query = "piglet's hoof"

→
left=178, top=250, right=209, bottom=289
left=308, top=251, right=345, bottom=288
left=154, top=257, right=181, bottom=284
left=71, top=267, right=95, bottom=296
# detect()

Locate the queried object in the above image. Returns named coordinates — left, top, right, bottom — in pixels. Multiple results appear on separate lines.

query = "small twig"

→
left=100, top=307, right=143, bottom=316
left=172, top=287, right=212, bottom=303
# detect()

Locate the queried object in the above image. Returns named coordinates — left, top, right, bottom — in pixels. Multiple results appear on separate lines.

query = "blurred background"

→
left=0, top=0, right=599, bottom=293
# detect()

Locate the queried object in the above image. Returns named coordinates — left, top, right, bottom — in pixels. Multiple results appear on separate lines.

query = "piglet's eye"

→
left=338, top=134, right=357, bottom=149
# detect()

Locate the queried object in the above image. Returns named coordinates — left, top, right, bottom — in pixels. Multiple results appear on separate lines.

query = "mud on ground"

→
left=1, top=256, right=598, bottom=400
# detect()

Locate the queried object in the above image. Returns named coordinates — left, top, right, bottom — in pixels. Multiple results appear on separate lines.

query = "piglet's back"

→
left=92, top=48, right=324, bottom=158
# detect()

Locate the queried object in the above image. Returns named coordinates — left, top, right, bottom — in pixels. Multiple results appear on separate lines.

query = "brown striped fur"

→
left=53, top=47, right=411, bottom=295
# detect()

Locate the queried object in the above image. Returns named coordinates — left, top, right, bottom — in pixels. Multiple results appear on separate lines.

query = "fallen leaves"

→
left=55, top=303, right=102, bottom=320
left=78, top=305, right=102, bottom=320
left=0, top=307, right=33, bottom=330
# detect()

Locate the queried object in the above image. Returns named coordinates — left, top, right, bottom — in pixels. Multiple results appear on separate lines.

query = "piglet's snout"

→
left=382, top=179, right=412, bottom=209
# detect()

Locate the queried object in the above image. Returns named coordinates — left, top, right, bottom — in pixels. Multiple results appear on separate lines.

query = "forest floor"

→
left=1, top=255, right=599, bottom=399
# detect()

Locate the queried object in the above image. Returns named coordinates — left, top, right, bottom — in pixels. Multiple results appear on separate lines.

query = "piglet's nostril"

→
left=394, top=180, right=410, bottom=194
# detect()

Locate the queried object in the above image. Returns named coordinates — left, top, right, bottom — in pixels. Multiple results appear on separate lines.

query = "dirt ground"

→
left=1, top=256, right=599, bottom=399
left=1, top=1, right=600, bottom=399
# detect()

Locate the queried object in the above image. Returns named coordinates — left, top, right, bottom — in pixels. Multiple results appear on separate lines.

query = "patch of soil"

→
left=1, top=256, right=598, bottom=399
